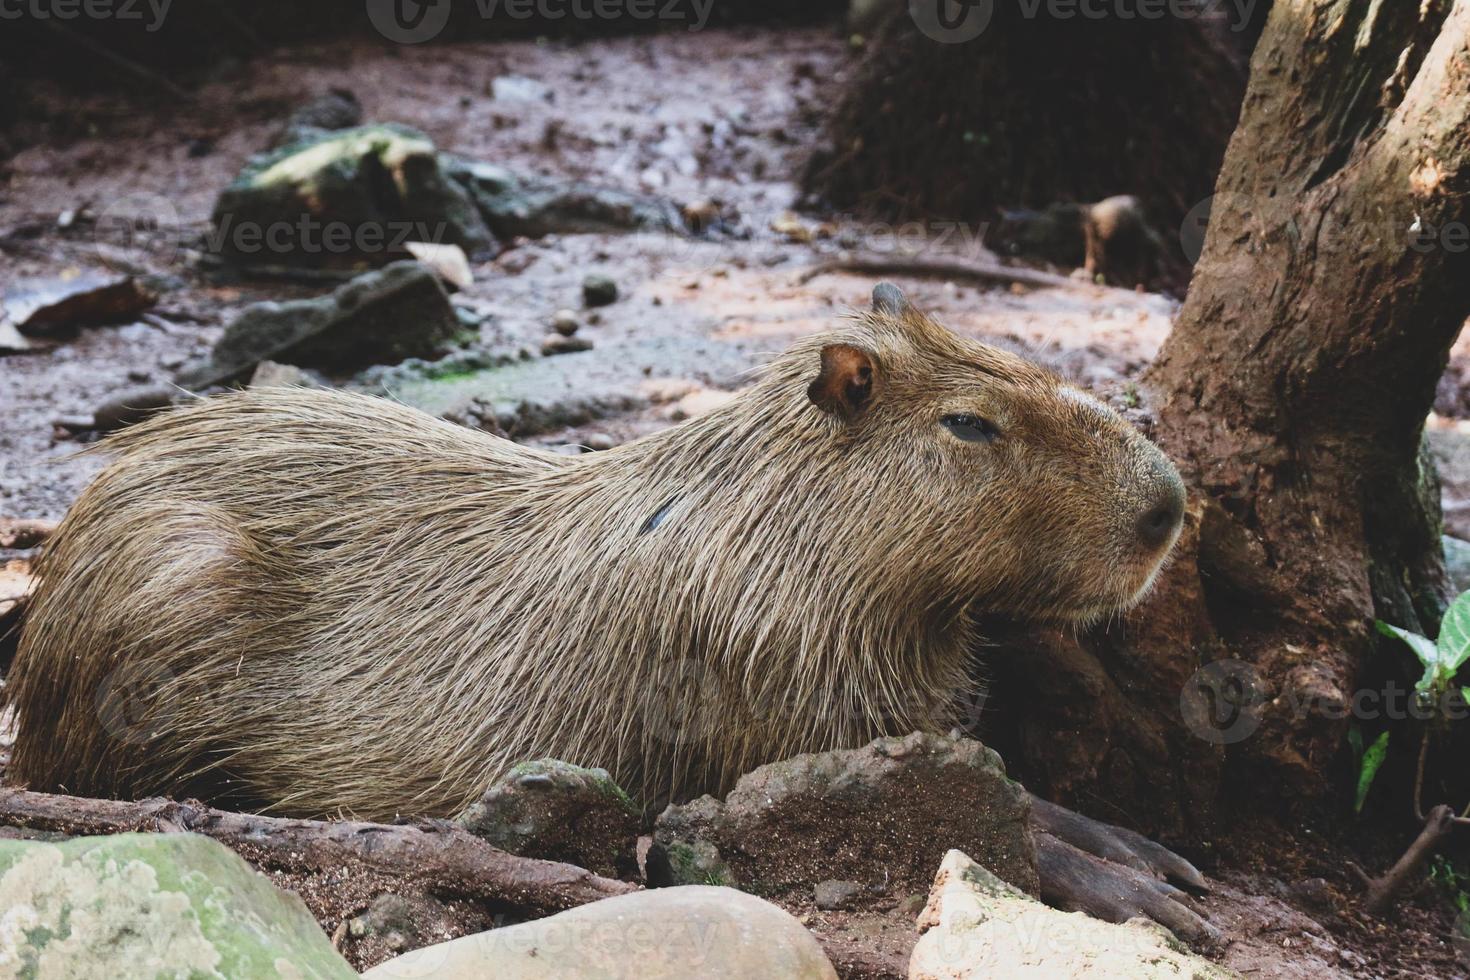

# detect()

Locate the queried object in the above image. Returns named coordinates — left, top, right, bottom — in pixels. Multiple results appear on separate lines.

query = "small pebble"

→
left=550, top=310, right=580, bottom=336
left=542, top=334, right=594, bottom=356
left=582, top=274, right=619, bottom=307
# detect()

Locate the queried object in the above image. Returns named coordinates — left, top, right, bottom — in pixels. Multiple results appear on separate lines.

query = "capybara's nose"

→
left=1136, top=475, right=1185, bottom=550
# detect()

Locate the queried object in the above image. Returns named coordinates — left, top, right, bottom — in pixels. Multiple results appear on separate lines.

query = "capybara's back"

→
left=7, top=390, right=567, bottom=809
left=7, top=286, right=1184, bottom=817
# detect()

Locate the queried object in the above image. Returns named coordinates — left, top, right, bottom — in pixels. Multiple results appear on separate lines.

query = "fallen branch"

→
left=0, top=519, right=56, bottom=550
left=1362, top=804, right=1457, bottom=916
left=794, top=254, right=1099, bottom=292
left=0, top=789, right=637, bottom=916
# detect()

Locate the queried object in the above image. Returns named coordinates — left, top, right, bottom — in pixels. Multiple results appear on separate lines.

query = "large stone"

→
left=653, top=732, right=1038, bottom=900
left=179, top=261, right=460, bottom=385
left=445, top=157, right=683, bottom=239
left=362, top=885, right=837, bottom=980
left=456, top=760, right=640, bottom=880
left=211, top=124, right=496, bottom=268
left=0, top=832, right=356, bottom=979
left=909, top=850, right=1236, bottom=979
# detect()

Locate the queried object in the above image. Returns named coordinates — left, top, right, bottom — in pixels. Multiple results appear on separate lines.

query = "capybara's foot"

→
left=1030, top=794, right=1218, bottom=945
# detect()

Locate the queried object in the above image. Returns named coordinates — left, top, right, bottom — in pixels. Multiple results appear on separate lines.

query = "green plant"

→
left=1354, top=589, right=1470, bottom=916
left=1348, top=725, right=1390, bottom=814
left=1376, top=590, right=1470, bottom=707
left=1376, top=588, right=1470, bottom=820
left=1430, top=855, right=1470, bottom=935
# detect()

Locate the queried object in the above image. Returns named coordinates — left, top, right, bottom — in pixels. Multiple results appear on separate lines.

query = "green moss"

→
left=234, top=124, right=435, bottom=190
left=662, top=841, right=734, bottom=888
left=0, top=834, right=356, bottom=980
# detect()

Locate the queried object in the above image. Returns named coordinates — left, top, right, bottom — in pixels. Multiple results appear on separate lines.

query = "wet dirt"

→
left=2, top=23, right=1466, bottom=980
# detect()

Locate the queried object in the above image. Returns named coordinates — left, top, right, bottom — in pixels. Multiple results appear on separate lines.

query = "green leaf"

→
left=1354, top=730, right=1391, bottom=814
left=1440, top=591, right=1470, bottom=674
left=1376, top=620, right=1439, bottom=671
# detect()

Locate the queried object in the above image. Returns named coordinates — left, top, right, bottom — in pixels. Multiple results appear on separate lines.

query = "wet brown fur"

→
left=5, top=293, right=1182, bottom=819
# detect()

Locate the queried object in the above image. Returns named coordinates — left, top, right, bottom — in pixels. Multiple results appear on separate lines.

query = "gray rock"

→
left=909, top=850, right=1238, bottom=979
left=582, top=274, right=619, bottom=308
left=814, top=879, right=865, bottom=911
left=456, top=760, right=640, bottom=879
left=445, top=157, right=683, bottom=239
left=212, top=124, right=496, bottom=268
left=653, top=732, right=1038, bottom=899
left=362, top=886, right=838, bottom=980
left=180, top=261, right=459, bottom=385
left=0, top=832, right=356, bottom=979
left=542, top=334, right=594, bottom=356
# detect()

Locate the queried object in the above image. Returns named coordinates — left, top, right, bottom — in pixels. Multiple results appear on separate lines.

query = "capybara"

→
left=6, top=284, right=1184, bottom=818
left=990, top=195, right=1162, bottom=288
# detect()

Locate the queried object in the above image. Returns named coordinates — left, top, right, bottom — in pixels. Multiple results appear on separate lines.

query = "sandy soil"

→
left=2, top=24, right=1466, bottom=980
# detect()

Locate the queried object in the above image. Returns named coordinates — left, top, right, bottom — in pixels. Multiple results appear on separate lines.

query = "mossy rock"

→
left=456, top=760, right=642, bottom=879
left=211, top=124, right=495, bottom=268
left=0, top=832, right=356, bottom=980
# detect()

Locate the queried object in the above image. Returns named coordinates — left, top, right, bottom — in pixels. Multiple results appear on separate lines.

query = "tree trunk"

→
left=988, top=0, right=1470, bottom=843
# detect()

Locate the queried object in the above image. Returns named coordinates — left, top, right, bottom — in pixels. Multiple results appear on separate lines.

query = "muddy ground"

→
left=4, top=24, right=1470, bottom=980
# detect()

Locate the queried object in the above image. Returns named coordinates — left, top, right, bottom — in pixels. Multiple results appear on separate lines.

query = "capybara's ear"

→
left=809, top=343, right=879, bottom=419
left=871, top=281, right=911, bottom=317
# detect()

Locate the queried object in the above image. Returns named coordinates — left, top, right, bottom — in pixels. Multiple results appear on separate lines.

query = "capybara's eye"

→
left=940, top=414, right=1001, bottom=443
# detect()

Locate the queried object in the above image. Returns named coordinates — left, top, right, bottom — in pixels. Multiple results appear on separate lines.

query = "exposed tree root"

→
left=0, top=789, right=637, bottom=915
left=1359, top=804, right=1457, bottom=916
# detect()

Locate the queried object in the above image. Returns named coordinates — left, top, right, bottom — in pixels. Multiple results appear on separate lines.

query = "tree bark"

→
left=1149, top=0, right=1470, bottom=793
left=989, top=0, right=1470, bottom=842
